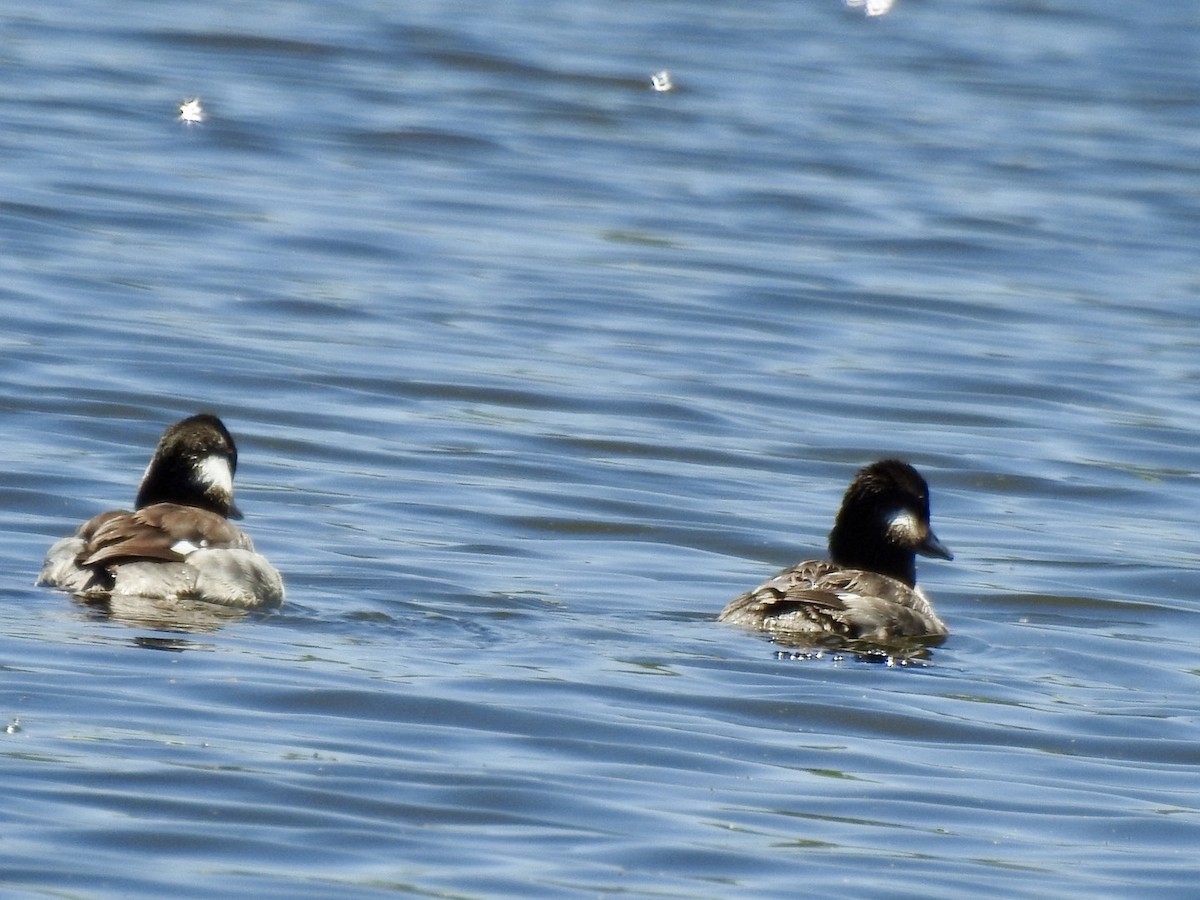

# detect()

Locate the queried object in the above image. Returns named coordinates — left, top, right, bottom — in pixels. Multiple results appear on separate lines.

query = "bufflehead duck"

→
left=718, top=459, right=951, bottom=645
left=38, top=414, right=284, bottom=609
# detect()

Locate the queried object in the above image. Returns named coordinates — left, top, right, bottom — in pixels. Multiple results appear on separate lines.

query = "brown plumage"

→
left=78, top=503, right=253, bottom=569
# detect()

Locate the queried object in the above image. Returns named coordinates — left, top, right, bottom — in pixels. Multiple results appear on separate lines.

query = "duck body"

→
left=38, top=414, right=284, bottom=609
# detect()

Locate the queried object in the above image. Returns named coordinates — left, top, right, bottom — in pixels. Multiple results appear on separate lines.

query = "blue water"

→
left=4, top=0, right=1200, bottom=896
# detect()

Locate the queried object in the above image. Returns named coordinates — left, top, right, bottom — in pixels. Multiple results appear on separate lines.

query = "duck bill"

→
left=918, top=530, right=953, bottom=561
left=228, top=501, right=244, bottom=521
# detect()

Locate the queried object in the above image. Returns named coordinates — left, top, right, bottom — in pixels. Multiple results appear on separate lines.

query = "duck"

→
left=37, top=413, right=284, bottom=609
left=718, top=459, right=951, bottom=645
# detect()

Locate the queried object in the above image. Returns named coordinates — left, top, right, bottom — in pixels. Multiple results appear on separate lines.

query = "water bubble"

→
left=178, top=97, right=205, bottom=124
left=844, top=0, right=897, bottom=16
left=650, top=70, right=674, bottom=92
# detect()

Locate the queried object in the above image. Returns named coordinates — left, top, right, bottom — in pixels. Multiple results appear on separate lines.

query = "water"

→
left=3, top=0, right=1200, bottom=895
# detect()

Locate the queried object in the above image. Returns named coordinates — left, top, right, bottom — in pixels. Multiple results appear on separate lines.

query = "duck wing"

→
left=719, top=561, right=945, bottom=640
left=79, top=502, right=251, bottom=568
left=718, top=560, right=848, bottom=628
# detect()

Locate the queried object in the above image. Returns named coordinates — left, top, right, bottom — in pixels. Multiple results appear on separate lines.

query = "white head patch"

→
left=197, top=454, right=234, bottom=499
left=886, top=510, right=920, bottom=543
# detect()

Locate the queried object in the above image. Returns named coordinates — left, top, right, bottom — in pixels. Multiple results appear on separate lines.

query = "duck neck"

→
left=135, top=459, right=230, bottom=517
left=828, top=525, right=917, bottom=587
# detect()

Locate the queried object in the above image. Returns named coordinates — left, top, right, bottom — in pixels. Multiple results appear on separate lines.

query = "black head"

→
left=134, top=413, right=242, bottom=519
left=827, top=459, right=952, bottom=587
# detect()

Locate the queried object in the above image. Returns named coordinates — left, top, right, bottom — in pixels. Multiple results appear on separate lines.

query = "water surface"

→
left=3, top=0, right=1200, bottom=896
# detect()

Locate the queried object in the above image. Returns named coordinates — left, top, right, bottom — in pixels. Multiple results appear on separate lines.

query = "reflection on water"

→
left=768, top=638, right=939, bottom=667
left=73, top=594, right=253, bottom=635
left=131, top=635, right=219, bottom=653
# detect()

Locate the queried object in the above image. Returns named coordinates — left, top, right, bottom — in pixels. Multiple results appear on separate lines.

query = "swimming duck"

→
left=38, top=413, right=284, bottom=609
left=718, top=459, right=951, bottom=644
